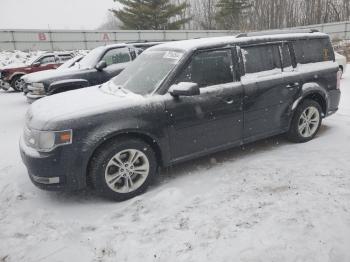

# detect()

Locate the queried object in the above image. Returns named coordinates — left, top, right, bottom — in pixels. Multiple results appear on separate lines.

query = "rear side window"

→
left=293, top=38, right=333, bottom=64
left=176, top=49, right=234, bottom=88
left=241, top=44, right=281, bottom=74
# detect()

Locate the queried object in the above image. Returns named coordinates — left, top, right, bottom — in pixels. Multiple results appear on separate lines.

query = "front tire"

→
left=89, top=137, right=158, bottom=201
left=339, top=66, right=344, bottom=78
left=10, top=75, right=24, bottom=92
left=287, top=99, right=322, bottom=143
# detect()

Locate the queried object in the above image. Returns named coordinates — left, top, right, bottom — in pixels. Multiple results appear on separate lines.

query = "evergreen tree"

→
left=215, top=0, right=251, bottom=30
left=111, top=0, right=191, bottom=30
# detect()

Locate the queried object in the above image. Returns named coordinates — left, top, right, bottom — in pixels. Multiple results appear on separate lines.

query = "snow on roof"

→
left=150, top=32, right=329, bottom=53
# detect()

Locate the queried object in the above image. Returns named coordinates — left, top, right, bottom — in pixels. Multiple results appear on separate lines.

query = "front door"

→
left=165, top=48, right=244, bottom=161
left=93, top=47, right=133, bottom=85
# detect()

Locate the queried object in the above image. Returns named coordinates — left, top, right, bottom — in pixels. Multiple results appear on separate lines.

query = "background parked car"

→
left=24, top=43, right=160, bottom=102
left=335, top=52, right=347, bottom=77
left=0, top=52, right=73, bottom=91
left=22, top=54, right=85, bottom=95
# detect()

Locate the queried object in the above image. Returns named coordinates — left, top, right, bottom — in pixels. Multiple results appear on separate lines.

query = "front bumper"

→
left=19, top=135, right=85, bottom=191
left=326, top=89, right=341, bottom=116
left=26, top=84, right=47, bottom=102
left=0, top=79, right=10, bottom=90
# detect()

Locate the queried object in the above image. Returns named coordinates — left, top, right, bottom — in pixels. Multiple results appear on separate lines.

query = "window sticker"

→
left=323, top=48, right=330, bottom=61
left=163, top=51, right=183, bottom=60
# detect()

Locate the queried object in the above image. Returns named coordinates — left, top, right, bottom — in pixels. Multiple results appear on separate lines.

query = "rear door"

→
left=165, top=48, right=244, bottom=161
left=240, top=43, right=296, bottom=140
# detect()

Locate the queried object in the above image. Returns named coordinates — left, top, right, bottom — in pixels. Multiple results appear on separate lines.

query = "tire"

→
left=287, top=99, right=322, bottom=143
left=339, top=66, right=344, bottom=78
left=89, top=137, right=158, bottom=201
left=10, top=75, right=24, bottom=92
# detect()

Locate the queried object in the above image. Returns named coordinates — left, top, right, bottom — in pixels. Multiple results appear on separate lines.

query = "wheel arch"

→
left=292, top=83, right=328, bottom=116
left=9, top=72, right=26, bottom=82
left=48, top=79, right=90, bottom=94
left=85, top=130, right=164, bottom=187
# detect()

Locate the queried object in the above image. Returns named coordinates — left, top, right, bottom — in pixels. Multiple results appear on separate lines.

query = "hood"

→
left=23, top=67, right=82, bottom=83
left=21, top=69, right=55, bottom=82
left=26, top=84, right=144, bottom=129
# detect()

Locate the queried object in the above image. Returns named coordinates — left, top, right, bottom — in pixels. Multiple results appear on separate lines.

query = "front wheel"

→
left=339, top=66, right=344, bottom=78
left=287, top=99, right=322, bottom=143
left=10, top=75, right=24, bottom=92
left=89, top=138, right=158, bottom=201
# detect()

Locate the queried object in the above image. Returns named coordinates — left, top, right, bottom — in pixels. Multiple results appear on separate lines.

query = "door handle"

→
left=286, top=82, right=299, bottom=90
left=223, top=97, right=234, bottom=104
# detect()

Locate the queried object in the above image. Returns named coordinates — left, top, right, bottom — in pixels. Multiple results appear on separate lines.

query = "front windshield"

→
left=111, top=50, right=184, bottom=95
left=77, top=47, right=104, bottom=69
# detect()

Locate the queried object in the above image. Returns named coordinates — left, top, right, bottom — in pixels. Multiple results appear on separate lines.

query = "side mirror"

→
left=32, top=62, right=41, bottom=67
left=95, top=60, right=107, bottom=71
left=169, top=82, right=200, bottom=97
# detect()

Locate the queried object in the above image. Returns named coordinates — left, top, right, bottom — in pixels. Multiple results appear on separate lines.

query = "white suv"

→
left=335, top=52, right=347, bottom=77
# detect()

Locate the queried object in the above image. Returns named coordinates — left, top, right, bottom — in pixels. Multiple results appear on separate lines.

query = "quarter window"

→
left=241, top=45, right=281, bottom=74
left=101, top=47, right=131, bottom=66
left=293, top=39, right=333, bottom=64
left=176, top=49, right=234, bottom=88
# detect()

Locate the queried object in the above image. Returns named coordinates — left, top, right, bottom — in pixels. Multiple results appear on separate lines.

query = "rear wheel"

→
left=89, top=138, right=158, bottom=201
left=287, top=99, right=322, bottom=143
left=10, top=75, right=24, bottom=92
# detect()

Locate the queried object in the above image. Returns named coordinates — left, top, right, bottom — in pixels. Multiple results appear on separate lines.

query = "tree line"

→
left=107, top=0, right=350, bottom=30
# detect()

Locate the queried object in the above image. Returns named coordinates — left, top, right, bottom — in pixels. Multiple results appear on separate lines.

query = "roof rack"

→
left=235, top=29, right=320, bottom=38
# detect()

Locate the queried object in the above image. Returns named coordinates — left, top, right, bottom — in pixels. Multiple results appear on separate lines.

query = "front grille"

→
left=28, top=85, right=45, bottom=95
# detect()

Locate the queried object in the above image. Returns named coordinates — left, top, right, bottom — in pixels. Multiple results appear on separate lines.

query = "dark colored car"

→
left=20, top=30, right=341, bottom=201
left=0, top=52, right=73, bottom=91
left=24, top=43, right=159, bottom=102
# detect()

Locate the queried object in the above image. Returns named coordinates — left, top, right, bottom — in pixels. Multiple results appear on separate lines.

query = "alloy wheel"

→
left=14, top=79, right=23, bottom=91
left=298, top=106, right=320, bottom=138
left=104, top=149, right=150, bottom=193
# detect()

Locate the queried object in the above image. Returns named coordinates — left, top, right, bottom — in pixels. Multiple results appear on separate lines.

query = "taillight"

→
left=336, top=70, right=341, bottom=89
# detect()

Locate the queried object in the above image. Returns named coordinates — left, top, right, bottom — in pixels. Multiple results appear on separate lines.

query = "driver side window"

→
left=176, top=49, right=235, bottom=88
left=101, top=47, right=131, bottom=66
left=39, top=56, right=55, bottom=65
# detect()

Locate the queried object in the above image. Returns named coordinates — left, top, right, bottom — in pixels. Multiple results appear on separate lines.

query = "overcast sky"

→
left=0, top=0, right=118, bottom=30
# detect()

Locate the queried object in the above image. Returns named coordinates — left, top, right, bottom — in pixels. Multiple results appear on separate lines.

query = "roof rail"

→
left=235, top=29, right=320, bottom=38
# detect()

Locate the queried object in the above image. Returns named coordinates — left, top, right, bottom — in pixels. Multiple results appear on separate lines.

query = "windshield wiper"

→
left=114, top=85, right=130, bottom=94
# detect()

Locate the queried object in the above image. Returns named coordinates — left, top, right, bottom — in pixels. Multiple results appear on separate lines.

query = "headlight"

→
left=32, top=82, right=45, bottom=88
left=24, top=127, right=72, bottom=152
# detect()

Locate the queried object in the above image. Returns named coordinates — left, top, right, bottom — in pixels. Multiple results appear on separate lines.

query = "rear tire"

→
left=10, top=75, right=24, bottom=92
left=89, top=137, right=158, bottom=201
left=287, top=99, right=322, bottom=143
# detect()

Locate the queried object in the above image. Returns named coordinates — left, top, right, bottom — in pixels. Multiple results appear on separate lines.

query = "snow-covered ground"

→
left=0, top=71, right=350, bottom=262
